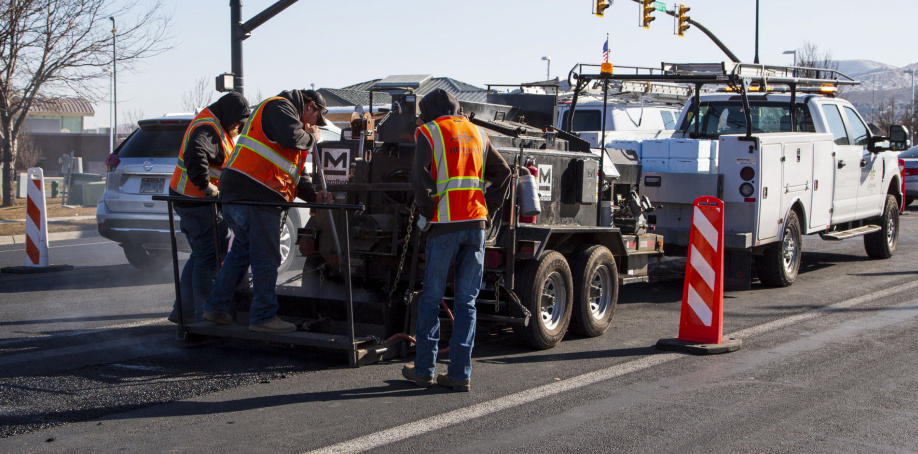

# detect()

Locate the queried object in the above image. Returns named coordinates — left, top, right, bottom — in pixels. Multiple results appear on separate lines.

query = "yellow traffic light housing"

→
left=676, top=4, right=691, bottom=37
left=595, top=0, right=610, bottom=17
left=641, top=0, right=655, bottom=28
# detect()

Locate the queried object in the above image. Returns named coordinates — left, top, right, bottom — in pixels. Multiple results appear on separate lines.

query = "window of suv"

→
left=116, top=122, right=189, bottom=159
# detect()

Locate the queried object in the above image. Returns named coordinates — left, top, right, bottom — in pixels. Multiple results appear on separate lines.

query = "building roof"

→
left=28, top=97, right=94, bottom=116
left=324, top=75, right=488, bottom=106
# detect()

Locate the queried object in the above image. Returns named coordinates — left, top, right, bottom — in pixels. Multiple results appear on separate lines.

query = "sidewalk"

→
left=0, top=216, right=100, bottom=246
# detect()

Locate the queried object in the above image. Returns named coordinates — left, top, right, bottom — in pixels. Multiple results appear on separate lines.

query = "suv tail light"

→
left=104, top=153, right=120, bottom=172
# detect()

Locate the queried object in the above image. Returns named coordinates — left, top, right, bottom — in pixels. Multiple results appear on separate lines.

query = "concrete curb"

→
left=0, top=228, right=100, bottom=246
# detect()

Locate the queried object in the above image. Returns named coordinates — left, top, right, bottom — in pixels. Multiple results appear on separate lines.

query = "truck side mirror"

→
left=889, top=125, right=910, bottom=151
left=868, top=135, right=891, bottom=153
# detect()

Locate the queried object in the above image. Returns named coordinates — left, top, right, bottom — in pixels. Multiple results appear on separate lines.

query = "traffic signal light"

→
left=676, top=4, right=691, bottom=37
left=595, top=0, right=610, bottom=17
left=641, top=0, right=655, bottom=28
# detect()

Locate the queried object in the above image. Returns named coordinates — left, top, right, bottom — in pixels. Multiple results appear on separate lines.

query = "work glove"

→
left=316, top=189, right=333, bottom=204
left=204, top=183, right=220, bottom=198
left=417, top=214, right=431, bottom=232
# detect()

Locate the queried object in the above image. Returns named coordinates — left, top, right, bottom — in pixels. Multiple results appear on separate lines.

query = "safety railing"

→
left=152, top=195, right=367, bottom=366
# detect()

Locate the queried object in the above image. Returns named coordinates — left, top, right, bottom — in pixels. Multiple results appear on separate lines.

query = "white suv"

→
left=96, top=113, right=339, bottom=271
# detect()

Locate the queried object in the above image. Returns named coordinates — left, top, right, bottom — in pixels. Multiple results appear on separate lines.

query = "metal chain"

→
left=389, top=204, right=417, bottom=303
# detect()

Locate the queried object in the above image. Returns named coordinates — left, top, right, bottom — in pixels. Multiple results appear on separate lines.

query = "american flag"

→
left=602, top=36, right=609, bottom=63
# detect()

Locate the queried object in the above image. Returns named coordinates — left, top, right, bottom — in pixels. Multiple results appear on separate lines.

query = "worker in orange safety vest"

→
left=168, top=92, right=250, bottom=324
left=204, top=89, right=331, bottom=333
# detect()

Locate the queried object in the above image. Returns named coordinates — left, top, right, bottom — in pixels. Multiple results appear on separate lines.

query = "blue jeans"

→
left=205, top=203, right=282, bottom=325
left=414, top=228, right=485, bottom=382
left=172, top=204, right=229, bottom=322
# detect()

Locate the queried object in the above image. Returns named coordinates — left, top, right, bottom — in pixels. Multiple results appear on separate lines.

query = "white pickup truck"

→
left=639, top=91, right=905, bottom=288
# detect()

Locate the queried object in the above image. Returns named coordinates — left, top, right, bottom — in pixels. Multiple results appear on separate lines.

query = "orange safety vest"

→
left=415, top=116, right=488, bottom=223
left=224, top=97, right=308, bottom=202
left=169, top=108, right=233, bottom=198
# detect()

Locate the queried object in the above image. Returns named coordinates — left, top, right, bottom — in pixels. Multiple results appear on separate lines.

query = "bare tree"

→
left=122, top=107, right=144, bottom=134
left=13, top=124, right=41, bottom=171
left=796, top=41, right=839, bottom=80
left=875, top=97, right=898, bottom=133
left=181, top=76, right=214, bottom=112
left=0, top=0, right=172, bottom=206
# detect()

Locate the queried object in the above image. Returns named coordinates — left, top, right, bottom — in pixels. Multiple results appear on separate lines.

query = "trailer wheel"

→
left=277, top=215, right=297, bottom=273
left=514, top=250, right=573, bottom=349
left=755, top=210, right=801, bottom=287
left=864, top=194, right=899, bottom=259
left=570, top=245, right=618, bottom=337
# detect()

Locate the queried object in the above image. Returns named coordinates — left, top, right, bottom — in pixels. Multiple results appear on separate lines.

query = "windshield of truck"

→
left=561, top=109, right=602, bottom=132
left=678, top=100, right=815, bottom=138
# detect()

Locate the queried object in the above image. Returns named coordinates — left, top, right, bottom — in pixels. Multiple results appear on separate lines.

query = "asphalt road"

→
left=1, top=213, right=917, bottom=453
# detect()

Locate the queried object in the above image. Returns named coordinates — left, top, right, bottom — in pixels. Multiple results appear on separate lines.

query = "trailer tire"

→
left=277, top=215, right=297, bottom=273
left=514, top=250, right=573, bottom=350
left=570, top=245, right=618, bottom=338
left=755, top=210, right=801, bottom=287
left=123, top=244, right=170, bottom=271
left=864, top=194, right=899, bottom=259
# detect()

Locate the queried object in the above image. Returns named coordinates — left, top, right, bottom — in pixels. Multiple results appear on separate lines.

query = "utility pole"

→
left=110, top=17, right=117, bottom=150
left=229, top=0, right=299, bottom=96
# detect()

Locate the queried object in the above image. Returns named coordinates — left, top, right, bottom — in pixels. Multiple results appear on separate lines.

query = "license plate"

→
left=139, top=177, right=165, bottom=194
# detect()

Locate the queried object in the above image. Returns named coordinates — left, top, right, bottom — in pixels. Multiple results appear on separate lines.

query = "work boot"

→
left=203, top=311, right=233, bottom=325
left=401, top=364, right=434, bottom=388
left=436, top=373, right=471, bottom=392
left=249, top=317, right=296, bottom=333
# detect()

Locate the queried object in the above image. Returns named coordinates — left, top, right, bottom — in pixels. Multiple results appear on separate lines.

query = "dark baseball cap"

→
left=301, top=89, right=328, bottom=127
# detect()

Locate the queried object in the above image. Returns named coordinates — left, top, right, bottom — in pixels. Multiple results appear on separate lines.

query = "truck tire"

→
left=122, top=244, right=170, bottom=271
left=514, top=250, right=573, bottom=349
left=864, top=194, right=899, bottom=259
left=570, top=245, right=618, bottom=337
left=755, top=210, right=802, bottom=287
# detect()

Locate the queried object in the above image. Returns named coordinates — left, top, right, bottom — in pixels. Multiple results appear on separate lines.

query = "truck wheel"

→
left=570, top=245, right=618, bottom=337
left=514, top=250, right=573, bottom=349
left=864, top=194, right=899, bottom=259
left=755, top=211, right=802, bottom=287
left=277, top=215, right=297, bottom=273
left=122, top=244, right=170, bottom=271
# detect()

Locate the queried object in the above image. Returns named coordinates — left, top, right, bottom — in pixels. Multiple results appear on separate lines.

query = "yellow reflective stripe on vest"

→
left=425, top=119, right=486, bottom=223
left=233, top=135, right=298, bottom=177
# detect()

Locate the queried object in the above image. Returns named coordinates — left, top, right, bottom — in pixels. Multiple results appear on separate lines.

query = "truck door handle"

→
left=837, top=160, right=846, bottom=169
left=860, top=159, right=868, bottom=168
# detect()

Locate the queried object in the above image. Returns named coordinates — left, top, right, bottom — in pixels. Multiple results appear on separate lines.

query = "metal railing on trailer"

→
left=152, top=195, right=377, bottom=367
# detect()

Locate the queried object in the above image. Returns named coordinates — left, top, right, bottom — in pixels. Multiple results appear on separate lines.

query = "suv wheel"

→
left=122, top=244, right=170, bottom=271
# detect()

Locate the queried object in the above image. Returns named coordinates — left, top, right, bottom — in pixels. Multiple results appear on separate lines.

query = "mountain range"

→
left=834, top=60, right=917, bottom=119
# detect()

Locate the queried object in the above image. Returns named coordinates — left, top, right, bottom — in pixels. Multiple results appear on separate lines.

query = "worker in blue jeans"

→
left=402, top=89, right=510, bottom=392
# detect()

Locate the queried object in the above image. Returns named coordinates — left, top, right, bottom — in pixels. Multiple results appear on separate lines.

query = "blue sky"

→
left=86, top=0, right=918, bottom=129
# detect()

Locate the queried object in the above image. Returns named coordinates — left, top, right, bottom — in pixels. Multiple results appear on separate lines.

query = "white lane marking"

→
left=1, top=240, right=112, bottom=253
left=306, top=279, right=918, bottom=454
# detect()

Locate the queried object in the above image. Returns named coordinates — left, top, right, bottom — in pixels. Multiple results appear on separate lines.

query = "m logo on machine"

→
left=323, top=148, right=350, bottom=183
left=538, top=164, right=552, bottom=201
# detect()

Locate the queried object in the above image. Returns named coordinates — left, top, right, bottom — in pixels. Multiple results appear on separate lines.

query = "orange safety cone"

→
left=656, top=196, right=740, bottom=354
left=1, top=168, right=72, bottom=274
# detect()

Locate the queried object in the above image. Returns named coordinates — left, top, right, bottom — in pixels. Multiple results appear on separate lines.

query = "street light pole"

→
left=104, top=68, right=113, bottom=155
left=753, top=0, right=760, bottom=64
left=542, top=56, right=551, bottom=81
left=783, top=49, right=796, bottom=66
left=905, top=69, right=915, bottom=113
left=110, top=17, right=117, bottom=151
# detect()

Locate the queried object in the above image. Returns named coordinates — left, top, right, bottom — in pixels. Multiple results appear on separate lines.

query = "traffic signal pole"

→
left=626, top=0, right=740, bottom=63
left=229, top=0, right=299, bottom=95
